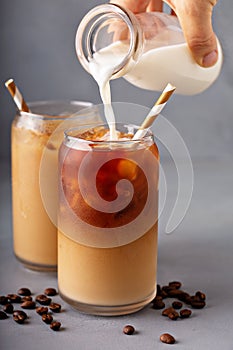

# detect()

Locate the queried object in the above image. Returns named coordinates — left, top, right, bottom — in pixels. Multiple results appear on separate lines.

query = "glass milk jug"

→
left=75, top=3, right=223, bottom=95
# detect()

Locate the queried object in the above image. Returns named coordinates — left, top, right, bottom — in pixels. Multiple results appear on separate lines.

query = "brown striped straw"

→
left=133, top=83, right=176, bottom=139
left=5, top=78, right=30, bottom=113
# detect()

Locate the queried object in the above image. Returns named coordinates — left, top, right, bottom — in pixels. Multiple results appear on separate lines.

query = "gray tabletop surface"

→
left=1, top=157, right=233, bottom=350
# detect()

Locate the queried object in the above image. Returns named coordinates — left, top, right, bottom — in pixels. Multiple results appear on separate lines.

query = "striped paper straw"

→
left=5, top=78, right=30, bottom=113
left=133, top=83, right=176, bottom=140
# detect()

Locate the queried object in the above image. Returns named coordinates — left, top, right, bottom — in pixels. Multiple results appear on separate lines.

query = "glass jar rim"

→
left=16, top=100, right=93, bottom=121
left=64, top=123, right=154, bottom=146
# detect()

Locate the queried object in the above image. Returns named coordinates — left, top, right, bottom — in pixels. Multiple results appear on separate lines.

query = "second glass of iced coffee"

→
left=58, top=122, right=159, bottom=315
left=12, top=101, right=98, bottom=271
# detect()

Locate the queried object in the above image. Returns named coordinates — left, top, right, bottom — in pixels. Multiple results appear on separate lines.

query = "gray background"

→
left=1, top=1, right=233, bottom=349
left=0, top=0, right=233, bottom=161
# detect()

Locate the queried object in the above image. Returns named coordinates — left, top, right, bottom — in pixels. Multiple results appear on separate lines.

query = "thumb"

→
left=166, top=0, right=218, bottom=67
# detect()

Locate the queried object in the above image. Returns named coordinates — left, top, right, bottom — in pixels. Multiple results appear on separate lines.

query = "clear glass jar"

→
left=11, top=100, right=98, bottom=271
left=58, top=123, right=159, bottom=315
left=76, top=3, right=223, bottom=95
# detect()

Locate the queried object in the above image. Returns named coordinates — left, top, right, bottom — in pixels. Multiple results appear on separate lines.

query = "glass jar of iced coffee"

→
left=58, top=123, right=159, bottom=315
left=11, top=100, right=98, bottom=271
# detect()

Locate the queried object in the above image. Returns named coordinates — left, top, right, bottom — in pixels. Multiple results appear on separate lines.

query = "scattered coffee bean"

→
left=195, top=291, right=206, bottom=301
left=160, top=290, right=168, bottom=299
left=162, top=307, right=176, bottom=317
left=42, top=313, right=53, bottom=324
left=152, top=297, right=165, bottom=310
left=180, top=309, right=192, bottom=318
left=35, top=294, right=51, bottom=305
left=49, top=303, right=61, bottom=313
left=50, top=321, right=61, bottom=331
left=156, top=284, right=161, bottom=296
left=21, top=296, right=33, bottom=302
left=152, top=295, right=162, bottom=302
left=3, top=303, right=14, bottom=314
left=17, top=288, right=31, bottom=296
left=21, top=301, right=36, bottom=309
left=162, top=285, right=174, bottom=294
left=160, top=333, right=176, bottom=344
left=0, top=295, right=9, bottom=305
left=7, top=294, right=21, bottom=303
left=0, top=296, right=9, bottom=305
left=190, top=300, right=206, bottom=309
left=184, top=295, right=192, bottom=305
left=167, top=289, right=186, bottom=298
left=36, top=306, right=48, bottom=315
left=190, top=295, right=200, bottom=302
left=169, top=281, right=182, bottom=289
left=168, top=311, right=179, bottom=320
left=123, top=325, right=135, bottom=335
left=44, top=288, right=57, bottom=296
left=172, top=301, right=183, bottom=310
left=0, top=311, right=8, bottom=320
left=13, top=310, right=27, bottom=324
left=177, top=292, right=190, bottom=303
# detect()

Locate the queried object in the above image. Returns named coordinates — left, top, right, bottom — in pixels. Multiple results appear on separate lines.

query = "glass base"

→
left=15, top=254, right=57, bottom=272
left=59, top=289, right=156, bottom=316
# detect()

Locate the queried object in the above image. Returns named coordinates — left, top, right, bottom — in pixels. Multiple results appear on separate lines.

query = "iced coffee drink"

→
left=11, top=101, right=95, bottom=271
left=58, top=124, right=159, bottom=315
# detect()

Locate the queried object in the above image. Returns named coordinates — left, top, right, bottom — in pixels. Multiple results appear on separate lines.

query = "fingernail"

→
left=202, top=50, right=218, bottom=67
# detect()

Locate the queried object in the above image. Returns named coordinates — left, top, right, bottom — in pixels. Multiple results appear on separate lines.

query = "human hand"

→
left=111, top=0, right=219, bottom=67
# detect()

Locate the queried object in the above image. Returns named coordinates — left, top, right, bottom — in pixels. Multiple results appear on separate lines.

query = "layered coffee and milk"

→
left=12, top=115, right=61, bottom=269
left=58, top=125, right=159, bottom=315
left=12, top=101, right=96, bottom=271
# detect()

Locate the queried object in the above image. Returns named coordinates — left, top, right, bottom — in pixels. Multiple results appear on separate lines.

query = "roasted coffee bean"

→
left=162, top=285, right=174, bottom=294
left=172, top=301, right=183, bottom=310
left=190, top=295, right=201, bottom=302
left=35, top=294, right=51, bottom=305
left=152, top=295, right=162, bottom=302
left=162, top=307, right=176, bottom=317
left=168, top=311, right=179, bottom=320
left=152, top=298, right=165, bottom=310
left=0, top=296, right=9, bottom=305
left=42, top=313, right=53, bottom=324
left=169, top=281, right=182, bottom=289
left=190, top=300, right=206, bottom=309
left=177, top=292, right=190, bottom=302
left=13, top=310, right=27, bottom=324
left=160, top=290, right=168, bottom=299
left=195, top=291, right=206, bottom=301
left=160, top=333, right=176, bottom=344
left=49, top=303, right=61, bottom=313
left=50, top=321, right=61, bottom=331
left=167, top=289, right=186, bottom=298
left=7, top=294, right=21, bottom=303
left=44, top=288, right=57, bottom=296
left=180, top=309, right=192, bottom=318
left=17, top=288, right=31, bottom=296
left=156, top=284, right=162, bottom=296
left=21, top=301, right=36, bottom=309
left=36, top=306, right=48, bottom=315
left=184, top=296, right=192, bottom=305
left=0, top=311, right=8, bottom=320
left=21, top=296, right=33, bottom=302
left=3, top=303, right=14, bottom=314
left=123, top=325, right=135, bottom=335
